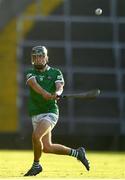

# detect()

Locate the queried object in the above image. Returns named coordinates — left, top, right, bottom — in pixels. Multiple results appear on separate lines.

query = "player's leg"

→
left=42, top=131, right=71, bottom=155
left=32, top=120, right=51, bottom=161
left=24, top=119, right=51, bottom=176
left=42, top=131, right=90, bottom=171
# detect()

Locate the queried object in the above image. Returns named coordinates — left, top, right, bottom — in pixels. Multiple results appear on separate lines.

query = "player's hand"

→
left=42, top=92, right=59, bottom=100
left=52, top=94, right=60, bottom=100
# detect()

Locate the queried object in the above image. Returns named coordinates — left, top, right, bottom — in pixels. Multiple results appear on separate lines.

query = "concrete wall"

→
left=0, top=0, right=33, bottom=29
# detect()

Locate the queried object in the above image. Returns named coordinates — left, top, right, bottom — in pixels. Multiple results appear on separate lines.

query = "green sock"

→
left=32, top=161, right=40, bottom=168
left=69, top=149, right=78, bottom=158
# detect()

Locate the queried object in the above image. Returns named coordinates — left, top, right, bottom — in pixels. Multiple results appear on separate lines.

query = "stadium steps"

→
left=24, top=0, right=120, bottom=136
left=0, top=0, right=63, bottom=132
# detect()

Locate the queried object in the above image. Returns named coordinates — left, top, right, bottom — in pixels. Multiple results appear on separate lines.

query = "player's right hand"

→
left=42, top=92, right=59, bottom=100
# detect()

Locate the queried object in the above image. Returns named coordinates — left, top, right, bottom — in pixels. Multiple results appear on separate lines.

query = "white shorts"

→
left=31, top=113, right=59, bottom=130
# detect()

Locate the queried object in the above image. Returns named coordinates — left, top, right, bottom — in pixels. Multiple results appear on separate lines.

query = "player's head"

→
left=31, top=46, right=48, bottom=70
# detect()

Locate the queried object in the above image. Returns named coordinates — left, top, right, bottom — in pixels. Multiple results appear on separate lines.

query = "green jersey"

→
left=26, top=66, right=64, bottom=116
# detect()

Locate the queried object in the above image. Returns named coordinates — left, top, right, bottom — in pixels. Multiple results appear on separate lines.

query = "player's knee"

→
left=43, top=144, right=52, bottom=153
left=32, top=132, right=41, bottom=143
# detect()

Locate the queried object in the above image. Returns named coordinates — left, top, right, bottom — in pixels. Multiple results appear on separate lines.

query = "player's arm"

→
left=27, top=77, right=55, bottom=100
left=55, top=70, right=64, bottom=97
left=55, top=82, right=64, bottom=96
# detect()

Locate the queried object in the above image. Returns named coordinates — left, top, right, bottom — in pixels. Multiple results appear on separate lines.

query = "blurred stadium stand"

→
left=0, top=0, right=33, bottom=29
left=1, top=0, right=125, bottom=150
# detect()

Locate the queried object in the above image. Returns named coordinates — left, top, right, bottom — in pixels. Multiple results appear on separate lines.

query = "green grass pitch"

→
left=0, top=150, right=125, bottom=179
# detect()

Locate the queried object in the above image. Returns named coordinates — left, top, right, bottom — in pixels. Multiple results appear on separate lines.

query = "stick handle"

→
left=58, top=89, right=101, bottom=99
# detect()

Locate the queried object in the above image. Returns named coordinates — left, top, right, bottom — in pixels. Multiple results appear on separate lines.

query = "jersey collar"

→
left=46, top=65, right=50, bottom=71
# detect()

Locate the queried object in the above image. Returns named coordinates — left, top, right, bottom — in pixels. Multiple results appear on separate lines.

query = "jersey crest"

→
left=39, top=75, right=44, bottom=81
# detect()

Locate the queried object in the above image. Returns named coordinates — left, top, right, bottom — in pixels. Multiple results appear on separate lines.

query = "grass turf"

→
left=0, top=150, right=125, bottom=179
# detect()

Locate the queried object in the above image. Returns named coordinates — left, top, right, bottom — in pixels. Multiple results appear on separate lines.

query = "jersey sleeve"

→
left=25, top=69, right=36, bottom=84
left=55, top=69, right=64, bottom=84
